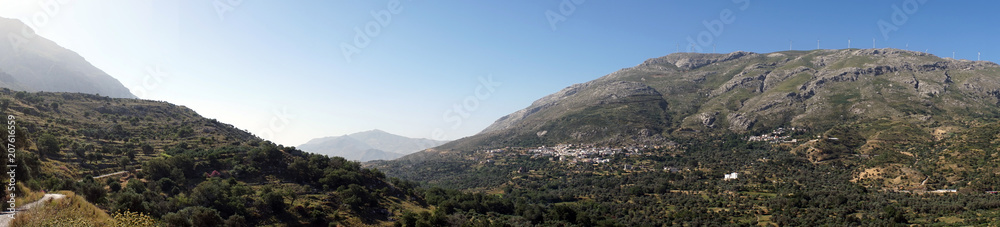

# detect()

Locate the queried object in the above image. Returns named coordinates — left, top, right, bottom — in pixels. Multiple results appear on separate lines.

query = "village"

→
left=477, top=144, right=652, bottom=166
left=746, top=127, right=805, bottom=143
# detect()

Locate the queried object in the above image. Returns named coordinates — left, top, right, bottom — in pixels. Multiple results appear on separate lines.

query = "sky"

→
left=0, top=0, right=997, bottom=147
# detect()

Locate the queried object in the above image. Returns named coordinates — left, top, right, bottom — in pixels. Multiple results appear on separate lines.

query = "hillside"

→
left=371, top=49, right=1000, bottom=225
left=299, top=129, right=447, bottom=162
left=439, top=48, right=1000, bottom=151
left=0, top=89, right=432, bottom=226
left=0, top=17, right=136, bottom=98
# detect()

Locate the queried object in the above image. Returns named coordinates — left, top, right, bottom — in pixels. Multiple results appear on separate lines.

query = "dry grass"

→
left=15, top=187, right=45, bottom=207
left=10, top=191, right=113, bottom=227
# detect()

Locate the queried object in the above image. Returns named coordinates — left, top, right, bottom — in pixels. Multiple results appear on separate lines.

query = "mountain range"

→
left=6, top=44, right=1000, bottom=225
left=0, top=17, right=135, bottom=98
left=298, top=129, right=447, bottom=162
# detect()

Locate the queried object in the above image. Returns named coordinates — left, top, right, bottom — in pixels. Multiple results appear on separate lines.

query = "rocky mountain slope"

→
left=438, top=48, right=1000, bottom=151
left=0, top=17, right=135, bottom=98
left=299, top=129, right=447, bottom=162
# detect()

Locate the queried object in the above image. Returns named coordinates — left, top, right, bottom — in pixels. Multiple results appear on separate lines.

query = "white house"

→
left=724, top=172, right=738, bottom=180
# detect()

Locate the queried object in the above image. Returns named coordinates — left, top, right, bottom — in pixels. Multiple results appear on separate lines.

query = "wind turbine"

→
left=873, top=38, right=876, bottom=49
left=789, top=40, right=793, bottom=51
left=848, top=39, right=851, bottom=49
left=817, top=39, right=820, bottom=49
left=979, top=52, right=981, bottom=61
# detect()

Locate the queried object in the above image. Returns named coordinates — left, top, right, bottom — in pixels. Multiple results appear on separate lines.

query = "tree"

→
left=118, top=156, right=131, bottom=171
left=73, top=143, right=91, bottom=164
left=141, top=143, right=154, bottom=154
left=37, top=133, right=60, bottom=156
left=224, top=215, right=247, bottom=227
left=111, top=191, right=144, bottom=213
left=164, top=206, right=224, bottom=227
left=76, top=178, right=107, bottom=204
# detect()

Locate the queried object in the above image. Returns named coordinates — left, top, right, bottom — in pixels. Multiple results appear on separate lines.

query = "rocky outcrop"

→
left=727, top=113, right=755, bottom=132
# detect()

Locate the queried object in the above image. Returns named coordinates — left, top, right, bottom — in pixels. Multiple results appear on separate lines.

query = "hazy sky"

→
left=0, top=1, right=997, bottom=146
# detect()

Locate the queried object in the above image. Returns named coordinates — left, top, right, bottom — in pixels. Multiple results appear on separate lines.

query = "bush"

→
left=163, top=206, right=224, bottom=227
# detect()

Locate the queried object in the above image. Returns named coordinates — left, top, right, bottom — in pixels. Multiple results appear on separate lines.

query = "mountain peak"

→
left=0, top=17, right=136, bottom=99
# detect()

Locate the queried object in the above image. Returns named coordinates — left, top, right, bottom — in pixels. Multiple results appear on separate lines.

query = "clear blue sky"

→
left=0, top=1, right=997, bottom=146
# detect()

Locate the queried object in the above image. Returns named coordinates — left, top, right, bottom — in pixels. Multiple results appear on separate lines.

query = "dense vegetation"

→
left=377, top=125, right=1000, bottom=226
left=0, top=89, right=435, bottom=226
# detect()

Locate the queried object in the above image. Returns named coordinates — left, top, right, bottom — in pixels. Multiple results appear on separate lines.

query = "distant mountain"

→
left=299, top=129, right=447, bottom=162
left=0, top=17, right=136, bottom=98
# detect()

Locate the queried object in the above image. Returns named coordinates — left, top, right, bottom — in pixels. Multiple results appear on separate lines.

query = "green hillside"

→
left=0, top=89, right=434, bottom=226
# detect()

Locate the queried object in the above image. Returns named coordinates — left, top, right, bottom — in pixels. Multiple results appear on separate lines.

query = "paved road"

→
left=0, top=194, right=66, bottom=227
